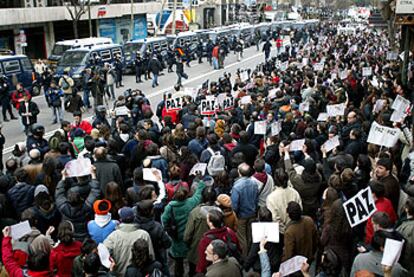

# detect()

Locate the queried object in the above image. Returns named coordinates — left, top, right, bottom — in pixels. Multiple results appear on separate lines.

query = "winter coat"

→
left=7, top=182, right=35, bottom=215
left=94, top=158, right=123, bottom=192
left=19, top=101, right=39, bottom=126
left=55, top=179, right=100, bottom=241
left=134, top=214, right=172, bottom=269
left=396, top=217, right=414, bottom=274
left=104, top=223, right=154, bottom=276
left=49, top=241, right=82, bottom=277
left=147, top=155, right=169, bottom=182
left=252, top=173, right=274, bottom=207
left=282, top=216, right=318, bottom=263
left=124, top=261, right=163, bottom=277
left=244, top=240, right=281, bottom=273
left=266, top=186, right=302, bottom=234
left=87, top=217, right=118, bottom=244
left=285, top=158, right=321, bottom=219
left=188, top=138, right=208, bottom=158
left=29, top=205, right=62, bottom=236
left=148, top=58, right=162, bottom=75
left=196, top=226, right=240, bottom=273
left=231, top=142, right=259, bottom=167
left=378, top=174, right=400, bottom=213
left=2, top=237, right=51, bottom=277
left=365, top=197, right=397, bottom=244
left=161, top=181, right=206, bottom=258
left=184, top=204, right=218, bottom=265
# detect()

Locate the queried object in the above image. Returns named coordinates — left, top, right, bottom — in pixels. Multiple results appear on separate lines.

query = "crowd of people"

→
left=0, top=20, right=413, bottom=277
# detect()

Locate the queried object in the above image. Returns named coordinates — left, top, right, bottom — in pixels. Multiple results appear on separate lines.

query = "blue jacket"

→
left=148, top=155, right=169, bottom=182
left=231, top=177, right=259, bottom=219
left=87, top=219, right=118, bottom=243
left=7, top=182, right=35, bottom=215
left=188, top=138, right=208, bottom=158
left=46, top=87, right=63, bottom=105
left=26, top=135, right=49, bottom=155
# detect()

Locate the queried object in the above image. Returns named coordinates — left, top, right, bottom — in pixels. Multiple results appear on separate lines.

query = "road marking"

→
left=2, top=50, right=266, bottom=155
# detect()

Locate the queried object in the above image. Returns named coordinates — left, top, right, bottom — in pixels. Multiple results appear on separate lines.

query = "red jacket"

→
left=196, top=226, right=240, bottom=273
left=161, top=106, right=179, bottom=124
left=50, top=241, right=82, bottom=277
left=276, top=38, right=283, bottom=48
left=365, top=197, right=397, bottom=244
left=71, top=120, right=93, bottom=135
left=2, top=237, right=51, bottom=277
left=11, top=89, right=31, bottom=110
left=212, top=46, right=219, bottom=59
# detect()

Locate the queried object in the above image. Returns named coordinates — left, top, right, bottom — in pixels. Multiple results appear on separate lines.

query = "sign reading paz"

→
left=200, top=98, right=216, bottom=116
left=367, top=121, right=400, bottom=148
left=165, top=96, right=184, bottom=112
left=343, top=187, right=376, bottom=227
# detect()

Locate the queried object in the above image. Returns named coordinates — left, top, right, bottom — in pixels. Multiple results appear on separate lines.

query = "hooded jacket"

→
left=7, top=182, right=35, bottom=215
left=50, top=240, right=82, bottom=277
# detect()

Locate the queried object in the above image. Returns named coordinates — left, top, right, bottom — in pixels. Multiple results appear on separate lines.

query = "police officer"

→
left=197, top=40, right=204, bottom=64
left=206, top=39, right=214, bottom=65
left=0, top=75, right=16, bottom=122
left=114, top=55, right=124, bottom=88
left=167, top=46, right=175, bottom=73
left=26, top=123, right=49, bottom=156
left=135, top=52, right=143, bottom=83
left=92, top=105, right=110, bottom=129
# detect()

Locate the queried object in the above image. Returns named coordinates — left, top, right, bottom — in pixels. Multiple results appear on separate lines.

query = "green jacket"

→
left=184, top=204, right=218, bottom=264
left=161, top=181, right=206, bottom=258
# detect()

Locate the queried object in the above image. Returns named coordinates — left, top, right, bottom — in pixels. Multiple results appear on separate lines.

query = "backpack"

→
left=165, top=181, right=189, bottom=202
left=61, top=77, right=70, bottom=90
left=207, top=229, right=242, bottom=264
left=207, top=148, right=225, bottom=176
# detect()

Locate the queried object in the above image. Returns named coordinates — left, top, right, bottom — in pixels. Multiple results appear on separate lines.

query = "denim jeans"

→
left=105, top=84, right=115, bottom=99
left=83, top=89, right=91, bottom=108
left=52, top=106, right=63, bottom=123
left=212, top=57, right=219, bottom=70
left=152, top=73, right=158, bottom=87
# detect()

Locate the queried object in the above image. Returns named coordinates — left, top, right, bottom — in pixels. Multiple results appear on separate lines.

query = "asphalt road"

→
left=1, top=42, right=277, bottom=158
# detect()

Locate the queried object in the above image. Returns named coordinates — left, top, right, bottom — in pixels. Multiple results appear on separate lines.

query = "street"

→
left=1, top=43, right=274, bottom=157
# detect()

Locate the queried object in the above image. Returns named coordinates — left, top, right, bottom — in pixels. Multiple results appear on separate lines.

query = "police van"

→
left=123, top=37, right=169, bottom=73
left=48, top=37, right=113, bottom=66
left=56, top=43, right=123, bottom=87
left=0, top=55, right=40, bottom=95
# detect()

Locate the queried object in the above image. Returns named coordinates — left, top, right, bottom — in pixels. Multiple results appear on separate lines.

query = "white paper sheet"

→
left=322, top=135, right=340, bottom=153
left=373, top=99, right=386, bottom=113
left=326, top=103, right=346, bottom=117
left=98, top=243, right=111, bottom=269
left=240, top=71, right=249, bottom=82
left=143, top=168, right=162, bottom=182
left=340, top=70, right=348, bottom=80
left=251, top=222, right=279, bottom=243
left=240, top=95, right=251, bottom=105
left=381, top=238, right=404, bottom=267
left=189, top=163, right=207, bottom=176
left=271, top=121, right=282, bottom=136
left=254, top=121, right=267, bottom=135
left=367, top=121, right=401, bottom=148
left=65, top=158, right=92, bottom=177
left=391, top=95, right=410, bottom=112
left=289, top=139, right=305, bottom=152
left=10, top=220, right=32, bottom=241
left=362, top=67, right=372, bottom=77
left=114, top=106, right=129, bottom=116
left=317, top=113, right=329, bottom=121
left=279, top=255, right=307, bottom=277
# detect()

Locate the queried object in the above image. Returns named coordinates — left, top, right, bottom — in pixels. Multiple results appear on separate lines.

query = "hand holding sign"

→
left=65, top=158, right=92, bottom=177
left=343, top=187, right=376, bottom=227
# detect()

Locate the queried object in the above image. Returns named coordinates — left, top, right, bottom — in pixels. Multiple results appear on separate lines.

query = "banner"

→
left=343, top=187, right=377, bottom=227
left=367, top=121, right=400, bottom=148
left=326, top=103, right=346, bottom=117
left=200, top=98, right=216, bottom=116
left=165, top=97, right=184, bottom=112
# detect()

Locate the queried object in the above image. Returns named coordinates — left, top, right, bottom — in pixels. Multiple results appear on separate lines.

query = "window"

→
left=112, top=48, right=122, bottom=58
left=20, top=58, right=33, bottom=71
left=3, top=60, right=20, bottom=73
left=100, top=50, right=111, bottom=61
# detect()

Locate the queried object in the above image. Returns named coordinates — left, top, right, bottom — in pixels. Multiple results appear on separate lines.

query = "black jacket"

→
left=55, top=179, right=100, bottom=241
left=124, top=261, right=163, bottom=277
left=148, top=58, right=162, bottom=75
left=7, top=182, right=35, bottom=215
left=231, top=142, right=259, bottom=167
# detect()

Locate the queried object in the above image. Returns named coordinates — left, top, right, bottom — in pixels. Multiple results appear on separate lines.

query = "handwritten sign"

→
left=114, top=106, right=129, bottom=116
left=391, top=95, right=410, bottom=112
left=166, top=96, right=184, bottom=112
left=271, top=121, right=282, bottom=136
left=143, top=168, right=161, bottom=182
left=340, top=70, right=348, bottom=80
left=386, top=51, right=398, bottom=61
left=240, top=71, right=249, bottom=82
left=373, top=99, right=386, bottom=113
left=280, top=61, right=289, bottom=71
left=322, top=135, right=340, bottom=153
left=11, top=221, right=32, bottom=241
left=279, top=256, right=308, bottom=277
left=326, top=103, right=346, bottom=117
left=200, top=98, right=216, bottom=116
left=254, top=121, right=267, bottom=135
left=289, top=139, right=305, bottom=152
left=362, top=67, right=372, bottom=77
left=65, top=158, right=92, bottom=177
left=240, top=95, right=251, bottom=105
left=317, top=113, right=329, bottom=121
left=367, top=121, right=401, bottom=148
left=251, top=222, right=279, bottom=243
left=343, top=187, right=377, bottom=227
left=189, top=163, right=207, bottom=176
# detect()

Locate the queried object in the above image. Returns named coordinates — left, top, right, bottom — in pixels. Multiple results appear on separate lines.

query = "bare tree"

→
left=379, top=0, right=397, bottom=50
left=63, top=0, right=90, bottom=38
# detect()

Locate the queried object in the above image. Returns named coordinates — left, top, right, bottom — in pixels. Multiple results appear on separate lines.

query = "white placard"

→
left=302, top=58, right=308, bottom=66
left=387, top=51, right=398, bottom=60
left=289, top=139, right=305, bottom=152
left=362, top=67, right=372, bottom=77
left=279, top=256, right=308, bottom=277
left=396, top=0, right=414, bottom=14
left=340, top=70, right=348, bottom=80
left=10, top=221, right=32, bottom=241
left=343, top=187, right=377, bottom=227
left=322, top=135, right=340, bottom=153
left=381, top=239, right=404, bottom=267
left=271, top=121, right=282, bottom=136
left=240, top=95, right=251, bottom=105
left=222, top=96, right=234, bottom=111
left=373, top=99, right=386, bottom=113
left=251, top=222, right=279, bottom=243
left=254, top=121, right=267, bottom=135
left=317, top=113, right=329, bottom=121
left=299, top=102, right=310, bottom=113
left=98, top=243, right=111, bottom=269
left=326, top=103, right=346, bottom=117
left=280, top=61, right=289, bottom=71
left=114, top=106, right=129, bottom=116
left=189, top=163, right=207, bottom=176
left=268, top=89, right=278, bottom=99
left=200, top=98, right=216, bottom=116
left=390, top=109, right=407, bottom=123
left=183, top=87, right=198, bottom=99
left=65, top=158, right=92, bottom=177
left=143, top=168, right=161, bottom=182
left=367, top=121, right=401, bottom=148
left=166, top=96, right=184, bottom=112
left=391, top=95, right=410, bottom=112
left=313, top=62, right=324, bottom=71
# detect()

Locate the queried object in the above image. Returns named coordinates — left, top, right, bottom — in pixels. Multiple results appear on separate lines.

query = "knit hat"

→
left=118, top=207, right=134, bottom=223
left=29, top=149, right=41, bottom=160
left=93, top=200, right=112, bottom=215
left=34, top=184, right=49, bottom=197
left=215, top=194, right=232, bottom=208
